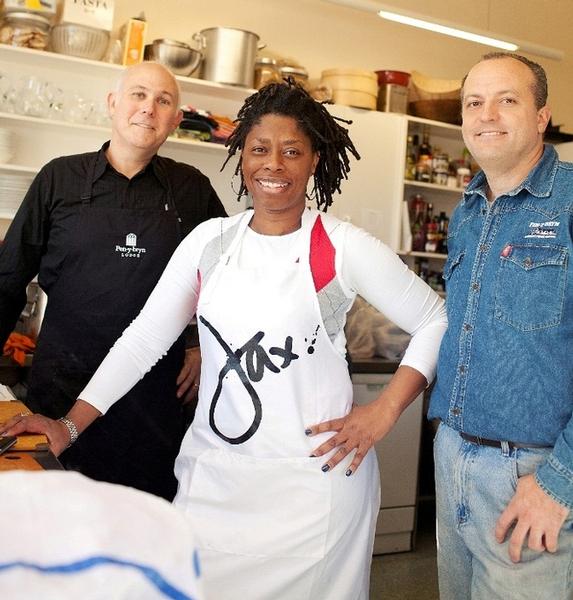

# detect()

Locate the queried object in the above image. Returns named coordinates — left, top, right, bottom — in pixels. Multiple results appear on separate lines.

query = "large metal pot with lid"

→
left=193, top=27, right=263, bottom=88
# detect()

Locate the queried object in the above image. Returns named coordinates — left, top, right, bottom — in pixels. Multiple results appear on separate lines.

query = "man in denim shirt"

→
left=430, top=52, right=572, bottom=599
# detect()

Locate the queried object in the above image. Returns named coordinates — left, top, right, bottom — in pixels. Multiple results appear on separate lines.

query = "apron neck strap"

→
left=80, top=154, right=99, bottom=205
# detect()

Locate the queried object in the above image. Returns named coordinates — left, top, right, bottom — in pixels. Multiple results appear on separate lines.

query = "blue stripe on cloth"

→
left=0, top=555, right=197, bottom=600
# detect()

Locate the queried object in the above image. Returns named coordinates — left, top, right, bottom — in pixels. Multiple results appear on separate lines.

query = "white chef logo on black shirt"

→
left=115, top=233, right=147, bottom=259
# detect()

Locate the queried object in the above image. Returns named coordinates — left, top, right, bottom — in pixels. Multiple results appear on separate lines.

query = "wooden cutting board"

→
left=0, top=401, right=49, bottom=451
left=0, top=452, right=43, bottom=471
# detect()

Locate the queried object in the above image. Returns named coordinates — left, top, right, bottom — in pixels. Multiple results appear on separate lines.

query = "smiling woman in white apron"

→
left=3, top=82, right=447, bottom=599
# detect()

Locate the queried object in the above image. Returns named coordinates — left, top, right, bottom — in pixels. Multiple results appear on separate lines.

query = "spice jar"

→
left=0, top=11, right=50, bottom=50
left=254, top=57, right=280, bottom=89
left=456, top=166, right=472, bottom=188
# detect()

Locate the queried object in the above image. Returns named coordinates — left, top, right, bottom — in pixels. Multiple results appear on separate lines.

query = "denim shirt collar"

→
left=461, top=144, right=559, bottom=205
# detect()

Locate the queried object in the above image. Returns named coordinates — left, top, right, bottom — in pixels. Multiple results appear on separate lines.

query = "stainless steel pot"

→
left=193, top=27, right=263, bottom=88
left=18, top=282, right=46, bottom=341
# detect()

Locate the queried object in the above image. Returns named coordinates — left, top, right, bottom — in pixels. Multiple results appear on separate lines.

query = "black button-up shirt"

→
left=0, top=142, right=226, bottom=346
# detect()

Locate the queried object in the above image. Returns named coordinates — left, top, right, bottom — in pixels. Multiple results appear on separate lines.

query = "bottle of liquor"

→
left=424, top=204, right=438, bottom=253
left=416, top=128, right=433, bottom=182
left=411, top=194, right=427, bottom=251
left=438, top=211, right=449, bottom=254
left=419, top=127, right=432, bottom=157
left=404, top=135, right=416, bottom=180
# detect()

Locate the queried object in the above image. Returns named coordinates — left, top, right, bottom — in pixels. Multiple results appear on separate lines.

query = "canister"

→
left=254, top=57, right=280, bottom=89
left=194, top=27, right=262, bottom=88
left=377, top=83, right=408, bottom=113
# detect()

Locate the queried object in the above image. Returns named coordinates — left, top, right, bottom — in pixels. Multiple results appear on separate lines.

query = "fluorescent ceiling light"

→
left=322, top=0, right=564, bottom=61
left=378, top=10, right=517, bottom=52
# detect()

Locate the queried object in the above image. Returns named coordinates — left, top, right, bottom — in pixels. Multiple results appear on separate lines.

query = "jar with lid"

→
left=279, top=65, right=309, bottom=89
left=0, top=11, right=50, bottom=50
left=457, top=166, right=472, bottom=188
left=254, top=57, right=280, bottom=89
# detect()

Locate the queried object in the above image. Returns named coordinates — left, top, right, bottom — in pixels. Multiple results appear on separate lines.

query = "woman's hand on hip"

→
left=305, top=401, right=400, bottom=476
left=305, top=365, right=428, bottom=475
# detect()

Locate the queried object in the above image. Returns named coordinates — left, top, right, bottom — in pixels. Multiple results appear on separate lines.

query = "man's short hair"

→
left=461, top=52, right=548, bottom=109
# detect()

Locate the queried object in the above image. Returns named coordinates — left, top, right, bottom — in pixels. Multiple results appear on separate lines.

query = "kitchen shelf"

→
left=406, top=115, right=462, bottom=139
left=0, top=163, right=38, bottom=176
left=404, top=180, right=465, bottom=195
left=398, top=250, right=448, bottom=260
left=0, top=43, right=256, bottom=103
left=0, top=111, right=228, bottom=155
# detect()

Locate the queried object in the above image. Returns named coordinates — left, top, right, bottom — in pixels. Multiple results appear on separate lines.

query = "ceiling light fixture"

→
left=323, top=0, right=564, bottom=61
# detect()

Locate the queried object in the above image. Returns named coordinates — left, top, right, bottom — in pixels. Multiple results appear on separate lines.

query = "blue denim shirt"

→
left=429, top=145, right=573, bottom=508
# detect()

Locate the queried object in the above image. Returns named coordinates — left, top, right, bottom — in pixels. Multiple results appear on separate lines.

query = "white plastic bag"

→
left=345, top=296, right=410, bottom=360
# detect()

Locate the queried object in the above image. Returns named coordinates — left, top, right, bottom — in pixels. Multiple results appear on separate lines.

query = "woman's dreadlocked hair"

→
left=222, top=80, right=360, bottom=212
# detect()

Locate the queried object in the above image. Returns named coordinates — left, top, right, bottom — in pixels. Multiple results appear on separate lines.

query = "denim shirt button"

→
left=472, top=282, right=479, bottom=291
left=464, top=323, right=472, bottom=331
left=479, top=244, right=487, bottom=253
left=451, top=408, right=461, bottom=416
left=524, top=257, right=533, bottom=267
left=459, top=365, right=466, bottom=374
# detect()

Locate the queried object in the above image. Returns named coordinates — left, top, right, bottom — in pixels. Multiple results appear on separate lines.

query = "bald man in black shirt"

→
left=0, top=62, right=226, bottom=500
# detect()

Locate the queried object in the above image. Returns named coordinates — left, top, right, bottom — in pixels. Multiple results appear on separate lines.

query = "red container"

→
left=375, top=70, right=411, bottom=87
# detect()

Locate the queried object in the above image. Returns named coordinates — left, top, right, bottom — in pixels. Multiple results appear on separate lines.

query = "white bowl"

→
left=51, top=24, right=110, bottom=61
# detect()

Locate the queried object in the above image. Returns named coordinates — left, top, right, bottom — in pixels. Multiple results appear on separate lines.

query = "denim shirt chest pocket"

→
left=494, top=243, right=568, bottom=331
left=443, top=250, right=465, bottom=314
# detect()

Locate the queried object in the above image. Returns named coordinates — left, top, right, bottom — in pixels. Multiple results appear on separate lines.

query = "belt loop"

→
left=501, top=440, right=510, bottom=457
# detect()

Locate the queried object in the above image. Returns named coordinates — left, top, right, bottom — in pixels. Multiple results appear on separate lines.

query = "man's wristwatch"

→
left=58, top=417, right=79, bottom=447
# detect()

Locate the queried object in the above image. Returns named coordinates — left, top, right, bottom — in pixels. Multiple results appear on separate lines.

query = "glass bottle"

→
left=404, top=135, right=416, bottom=180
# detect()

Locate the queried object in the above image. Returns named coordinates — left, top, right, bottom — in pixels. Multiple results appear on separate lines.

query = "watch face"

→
left=0, top=436, right=17, bottom=455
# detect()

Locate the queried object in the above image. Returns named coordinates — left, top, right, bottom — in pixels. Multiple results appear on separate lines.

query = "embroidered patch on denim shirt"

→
left=524, top=221, right=559, bottom=239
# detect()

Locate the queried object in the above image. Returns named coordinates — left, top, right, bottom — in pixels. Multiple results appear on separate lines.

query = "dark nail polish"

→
left=321, top=464, right=330, bottom=472
left=304, top=428, right=312, bottom=436
left=309, top=454, right=316, bottom=458
left=345, top=469, right=352, bottom=477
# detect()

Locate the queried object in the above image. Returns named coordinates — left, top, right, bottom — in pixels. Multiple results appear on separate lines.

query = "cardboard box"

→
left=4, top=0, right=57, bottom=16
left=120, top=18, right=147, bottom=66
left=60, top=0, right=115, bottom=32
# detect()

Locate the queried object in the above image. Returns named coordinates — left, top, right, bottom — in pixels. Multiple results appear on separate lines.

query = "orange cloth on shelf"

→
left=3, top=333, right=35, bottom=366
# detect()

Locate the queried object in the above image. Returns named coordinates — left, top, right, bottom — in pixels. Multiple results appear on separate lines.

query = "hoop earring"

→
left=231, top=173, right=246, bottom=197
left=305, top=185, right=318, bottom=203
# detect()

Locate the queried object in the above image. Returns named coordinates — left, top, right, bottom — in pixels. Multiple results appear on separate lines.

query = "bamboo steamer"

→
left=320, top=68, right=378, bottom=110
left=409, top=70, right=461, bottom=101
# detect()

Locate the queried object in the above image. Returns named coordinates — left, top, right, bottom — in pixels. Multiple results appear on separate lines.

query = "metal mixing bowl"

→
left=144, top=39, right=201, bottom=77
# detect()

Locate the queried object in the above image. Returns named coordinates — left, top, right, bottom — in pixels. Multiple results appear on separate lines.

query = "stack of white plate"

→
left=0, top=128, right=13, bottom=164
left=0, top=173, right=33, bottom=216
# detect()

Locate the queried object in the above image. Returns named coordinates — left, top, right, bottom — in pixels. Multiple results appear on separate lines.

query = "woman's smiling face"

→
left=241, top=113, right=319, bottom=219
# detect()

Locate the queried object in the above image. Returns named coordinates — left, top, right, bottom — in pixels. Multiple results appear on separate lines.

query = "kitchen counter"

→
left=350, top=356, right=400, bottom=374
left=0, top=449, right=63, bottom=471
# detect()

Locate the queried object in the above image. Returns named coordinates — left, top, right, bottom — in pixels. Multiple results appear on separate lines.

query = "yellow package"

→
left=121, top=18, right=147, bottom=66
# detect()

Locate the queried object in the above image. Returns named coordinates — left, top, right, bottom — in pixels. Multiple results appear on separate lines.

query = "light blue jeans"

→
left=434, top=422, right=573, bottom=599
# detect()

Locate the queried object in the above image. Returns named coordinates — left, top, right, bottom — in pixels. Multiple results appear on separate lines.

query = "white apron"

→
left=174, top=210, right=380, bottom=600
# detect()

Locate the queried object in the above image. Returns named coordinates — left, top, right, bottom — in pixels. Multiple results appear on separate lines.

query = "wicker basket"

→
left=408, top=99, right=462, bottom=125
left=409, top=70, right=461, bottom=101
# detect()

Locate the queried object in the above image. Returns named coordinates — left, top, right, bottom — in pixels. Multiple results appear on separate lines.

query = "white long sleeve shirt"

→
left=81, top=212, right=447, bottom=414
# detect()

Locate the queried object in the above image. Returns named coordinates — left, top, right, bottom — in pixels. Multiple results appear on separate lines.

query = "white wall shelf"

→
left=0, top=163, right=38, bottom=176
left=0, top=44, right=256, bottom=103
left=0, top=111, right=228, bottom=157
left=404, top=180, right=465, bottom=195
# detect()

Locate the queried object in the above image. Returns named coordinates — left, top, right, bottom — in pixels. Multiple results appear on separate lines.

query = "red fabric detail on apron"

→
left=310, top=215, right=336, bottom=292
